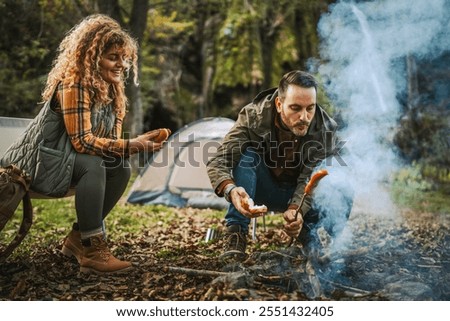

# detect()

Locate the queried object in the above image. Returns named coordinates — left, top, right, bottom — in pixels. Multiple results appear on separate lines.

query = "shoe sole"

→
left=61, top=245, right=82, bottom=263
left=79, top=265, right=133, bottom=275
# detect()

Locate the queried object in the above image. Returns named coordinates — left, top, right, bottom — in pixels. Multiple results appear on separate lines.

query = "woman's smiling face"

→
left=98, top=46, right=129, bottom=84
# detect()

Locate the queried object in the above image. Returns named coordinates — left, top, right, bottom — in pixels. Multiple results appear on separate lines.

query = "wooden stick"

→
left=416, top=264, right=442, bottom=268
left=166, top=266, right=228, bottom=277
left=318, top=276, right=372, bottom=294
left=288, top=193, right=307, bottom=247
left=267, top=250, right=298, bottom=259
left=289, top=170, right=329, bottom=247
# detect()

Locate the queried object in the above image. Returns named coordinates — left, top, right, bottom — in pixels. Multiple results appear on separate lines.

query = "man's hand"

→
left=283, top=208, right=303, bottom=238
left=229, top=187, right=265, bottom=218
left=129, top=130, right=163, bottom=154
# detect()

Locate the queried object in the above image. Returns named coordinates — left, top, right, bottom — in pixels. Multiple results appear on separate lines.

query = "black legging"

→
left=71, top=153, right=131, bottom=232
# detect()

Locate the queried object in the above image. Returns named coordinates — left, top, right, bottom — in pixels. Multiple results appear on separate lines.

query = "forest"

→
left=0, top=0, right=449, bottom=303
left=0, top=0, right=448, bottom=188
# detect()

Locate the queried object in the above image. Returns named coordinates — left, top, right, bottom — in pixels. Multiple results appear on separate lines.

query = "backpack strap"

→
left=0, top=192, right=33, bottom=260
left=0, top=165, right=33, bottom=261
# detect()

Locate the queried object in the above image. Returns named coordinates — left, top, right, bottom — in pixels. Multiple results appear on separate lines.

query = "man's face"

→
left=275, top=85, right=316, bottom=137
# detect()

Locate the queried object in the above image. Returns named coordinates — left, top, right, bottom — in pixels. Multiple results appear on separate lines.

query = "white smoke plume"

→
left=311, top=0, right=449, bottom=250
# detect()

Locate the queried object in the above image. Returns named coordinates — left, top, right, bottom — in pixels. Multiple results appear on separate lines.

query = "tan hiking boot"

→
left=61, top=225, right=83, bottom=263
left=80, top=234, right=132, bottom=274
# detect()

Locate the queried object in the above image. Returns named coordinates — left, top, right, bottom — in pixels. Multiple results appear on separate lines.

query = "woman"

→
left=0, top=14, right=169, bottom=274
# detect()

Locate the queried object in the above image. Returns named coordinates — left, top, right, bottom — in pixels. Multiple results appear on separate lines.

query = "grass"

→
left=391, top=184, right=450, bottom=214
left=155, top=247, right=188, bottom=260
left=391, top=165, right=450, bottom=214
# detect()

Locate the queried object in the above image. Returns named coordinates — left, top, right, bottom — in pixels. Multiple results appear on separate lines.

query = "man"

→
left=207, top=70, right=352, bottom=260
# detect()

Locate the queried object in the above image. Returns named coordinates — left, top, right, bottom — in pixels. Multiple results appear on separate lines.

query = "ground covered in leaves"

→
left=1, top=200, right=448, bottom=301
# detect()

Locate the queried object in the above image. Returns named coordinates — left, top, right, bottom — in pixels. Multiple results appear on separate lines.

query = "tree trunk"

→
left=123, top=0, right=149, bottom=170
left=257, top=8, right=286, bottom=89
left=259, top=24, right=275, bottom=89
left=97, top=0, right=124, bottom=25
left=97, top=0, right=149, bottom=169
left=200, top=14, right=222, bottom=118
left=406, top=54, right=418, bottom=110
left=125, top=0, right=149, bottom=140
left=293, top=1, right=330, bottom=69
left=294, top=8, right=316, bottom=69
left=96, top=0, right=149, bottom=140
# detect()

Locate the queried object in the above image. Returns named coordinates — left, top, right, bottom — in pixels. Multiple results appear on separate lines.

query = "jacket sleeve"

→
left=58, top=83, right=130, bottom=157
left=207, top=107, right=252, bottom=196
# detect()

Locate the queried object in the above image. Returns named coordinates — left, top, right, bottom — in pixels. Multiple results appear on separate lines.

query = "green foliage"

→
left=393, top=164, right=433, bottom=192
left=107, top=203, right=179, bottom=237
left=422, top=164, right=450, bottom=185
left=146, top=10, right=193, bottom=40
left=156, top=248, right=183, bottom=259
left=0, top=0, right=87, bottom=117
left=0, top=0, right=447, bottom=192
left=271, top=26, right=298, bottom=86
left=0, top=197, right=76, bottom=256
left=391, top=164, right=450, bottom=214
left=173, top=87, right=199, bottom=123
left=213, top=0, right=263, bottom=90
left=139, top=7, right=194, bottom=117
left=0, top=0, right=328, bottom=120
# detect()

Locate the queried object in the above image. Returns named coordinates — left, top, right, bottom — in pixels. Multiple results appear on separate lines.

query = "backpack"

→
left=0, top=164, right=33, bottom=260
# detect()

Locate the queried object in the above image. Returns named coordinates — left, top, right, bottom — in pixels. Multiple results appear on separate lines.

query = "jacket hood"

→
left=252, top=87, right=278, bottom=105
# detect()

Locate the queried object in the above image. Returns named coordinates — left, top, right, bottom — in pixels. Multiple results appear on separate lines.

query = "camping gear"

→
left=127, top=117, right=235, bottom=209
left=0, top=164, right=32, bottom=260
left=204, top=227, right=221, bottom=242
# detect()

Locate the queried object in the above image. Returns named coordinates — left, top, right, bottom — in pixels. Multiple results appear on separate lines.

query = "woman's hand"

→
left=152, top=128, right=171, bottom=143
left=283, top=208, right=303, bottom=238
left=129, top=130, right=162, bottom=154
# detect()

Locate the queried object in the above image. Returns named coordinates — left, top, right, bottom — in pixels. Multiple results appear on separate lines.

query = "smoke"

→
left=311, top=0, right=449, bottom=251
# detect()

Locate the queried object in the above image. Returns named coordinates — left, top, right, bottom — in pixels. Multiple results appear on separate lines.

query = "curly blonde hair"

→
left=42, top=14, right=139, bottom=115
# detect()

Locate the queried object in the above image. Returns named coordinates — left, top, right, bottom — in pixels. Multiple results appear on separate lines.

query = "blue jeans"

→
left=225, top=149, right=353, bottom=247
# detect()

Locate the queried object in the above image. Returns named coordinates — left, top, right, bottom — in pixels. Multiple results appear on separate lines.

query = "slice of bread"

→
left=154, top=128, right=171, bottom=143
left=241, top=197, right=267, bottom=214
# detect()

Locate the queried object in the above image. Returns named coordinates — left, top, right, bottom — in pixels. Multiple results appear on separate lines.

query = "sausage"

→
left=304, top=169, right=328, bottom=195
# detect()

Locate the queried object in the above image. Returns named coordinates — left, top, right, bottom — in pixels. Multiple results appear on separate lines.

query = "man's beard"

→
left=280, top=110, right=310, bottom=137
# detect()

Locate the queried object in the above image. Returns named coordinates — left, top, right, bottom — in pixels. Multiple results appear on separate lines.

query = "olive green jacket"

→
left=206, top=87, right=340, bottom=215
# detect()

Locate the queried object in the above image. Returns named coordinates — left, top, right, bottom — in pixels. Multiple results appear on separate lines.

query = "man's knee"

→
left=237, top=147, right=263, bottom=169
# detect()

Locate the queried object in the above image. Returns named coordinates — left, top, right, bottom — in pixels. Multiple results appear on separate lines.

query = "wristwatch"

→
left=223, top=184, right=237, bottom=203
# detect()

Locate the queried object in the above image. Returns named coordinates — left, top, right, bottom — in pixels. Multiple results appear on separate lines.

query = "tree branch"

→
left=165, top=266, right=228, bottom=277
